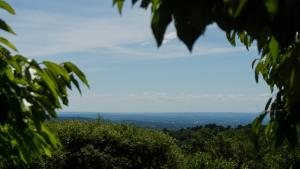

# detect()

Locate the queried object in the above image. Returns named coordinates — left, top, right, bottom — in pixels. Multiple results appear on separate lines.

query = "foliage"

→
left=1, top=122, right=298, bottom=169
left=187, top=152, right=237, bottom=169
left=0, top=0, right=88, bottom=164
left=113, top=0, right=300, bottom=146
left=2, top=120, right=185, bottom=169
left=167, top=124, right=300, bottom=169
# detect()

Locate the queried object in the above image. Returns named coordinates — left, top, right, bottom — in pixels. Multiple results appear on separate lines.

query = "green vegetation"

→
left=113, top=0, right=300, bottom=147
left=0, top=0, right=88, bottom=164
left=1, top=121, right=185, bottom=169
left=167, top=124, right=300, bottom=169
left=1, top=121, right=298, bottom=169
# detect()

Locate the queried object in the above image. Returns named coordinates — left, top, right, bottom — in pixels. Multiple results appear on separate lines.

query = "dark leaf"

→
left=70, top=75, right=82, bottom=95
left=265, top=97, right=273, bottom=111
left=151, top=0, right=172, bottom=47
left=0, top=18, right=16, bottom=34
left=140, top=0, right=150, bottom=9
left=132, top=0, right=138, bottom=6
left=226, top=31, right=236, bottom=47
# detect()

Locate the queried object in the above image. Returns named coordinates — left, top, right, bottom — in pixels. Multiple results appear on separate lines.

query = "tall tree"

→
left=0, top=0, right=88, bottom=164
left=113, top=0, right=300, bottom=146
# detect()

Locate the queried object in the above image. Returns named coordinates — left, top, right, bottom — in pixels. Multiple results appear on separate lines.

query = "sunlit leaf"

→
left=0, top=37, right=18, bottom=51
left=113, top=0, right=125, bottom=14
left=0, top=0, right=15, bottom=14
left=39, top=71, right=58, bottom=99
left=63, top=62, right=89, bottom=88
left=269, top=37, right=279, bottom=58
left=4, top=65, right=14, bottom=81
left=43, top=61, right=70, bottom=82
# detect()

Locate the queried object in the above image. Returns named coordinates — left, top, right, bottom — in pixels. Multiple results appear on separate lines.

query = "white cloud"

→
left=162, top=31, right=177, bottom=44
left=7, top=8, right=152, bottom=57
left=6, top=8, right=251, bottom=60
left=83, top=43, right=248, bottom=61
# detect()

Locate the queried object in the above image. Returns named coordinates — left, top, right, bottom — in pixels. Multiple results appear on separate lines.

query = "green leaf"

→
left=113, top=0, right=125, bottom=14
left=70, top=75, right=82, bottom=95
left=0, top=0, right=16, bottom=14
left=63, top=62, right=89, bottom=87
left=264, top=0, right=279, bottom=14
left=226, top=31, right=236, bottom=47
left=17, top=148, right=27, bottom=163
left=41, top=125, right=60, bottom=149
left=237, top=31, right=252, bottom=50
left=39, top=71, right=58, bottom=99
left=4, top=65, right=14, bottom=81
left=43, top=61, right=70, bottom=82
left=0, top=18, right=16, bottom=35
left=0, top=37, right=18, bottom=52
left=43, top=147, right=52, bottom=157
left=269, top=37, right=279, bottom=58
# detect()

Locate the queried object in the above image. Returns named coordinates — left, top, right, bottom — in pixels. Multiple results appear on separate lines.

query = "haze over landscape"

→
left=5, top=0, right=269, bottom=113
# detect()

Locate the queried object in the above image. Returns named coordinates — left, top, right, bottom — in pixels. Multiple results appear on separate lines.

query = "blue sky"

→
left=4, top=0, right=270, bottom=112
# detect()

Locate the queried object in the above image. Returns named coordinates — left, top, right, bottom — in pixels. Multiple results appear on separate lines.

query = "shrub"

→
left=187, top=152, right=237, bottom=169
left=22, top=120, right=185, bottom=169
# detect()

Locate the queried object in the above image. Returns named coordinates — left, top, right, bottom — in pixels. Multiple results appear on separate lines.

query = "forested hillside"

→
left=166, top=124, right=299, bottom=169
left=1, top=121, right=298, bottom=169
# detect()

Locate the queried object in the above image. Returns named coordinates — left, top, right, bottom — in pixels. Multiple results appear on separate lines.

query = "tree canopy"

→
left=113, top=0, right=300, bottom=146
left=0, top=0, right=88, bottom=164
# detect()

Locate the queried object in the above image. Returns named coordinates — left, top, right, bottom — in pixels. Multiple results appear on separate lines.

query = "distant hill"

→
left=58, top=112, right=265, bottom=130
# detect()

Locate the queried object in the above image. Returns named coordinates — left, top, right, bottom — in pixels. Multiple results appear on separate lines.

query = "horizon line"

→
left=59, top=111, right=261, bottom=114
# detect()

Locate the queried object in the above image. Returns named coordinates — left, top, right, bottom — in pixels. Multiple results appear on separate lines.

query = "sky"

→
left=3, top=0, right=270, bottom=112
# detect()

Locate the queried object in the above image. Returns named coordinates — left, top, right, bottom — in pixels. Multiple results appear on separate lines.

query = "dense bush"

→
left=15, top=120, right=185, bottom=169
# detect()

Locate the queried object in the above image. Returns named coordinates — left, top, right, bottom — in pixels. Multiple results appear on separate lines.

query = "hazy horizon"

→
left=58, top=112, right=263, bottom=129
left=59, top=111, right=260, bottom=114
